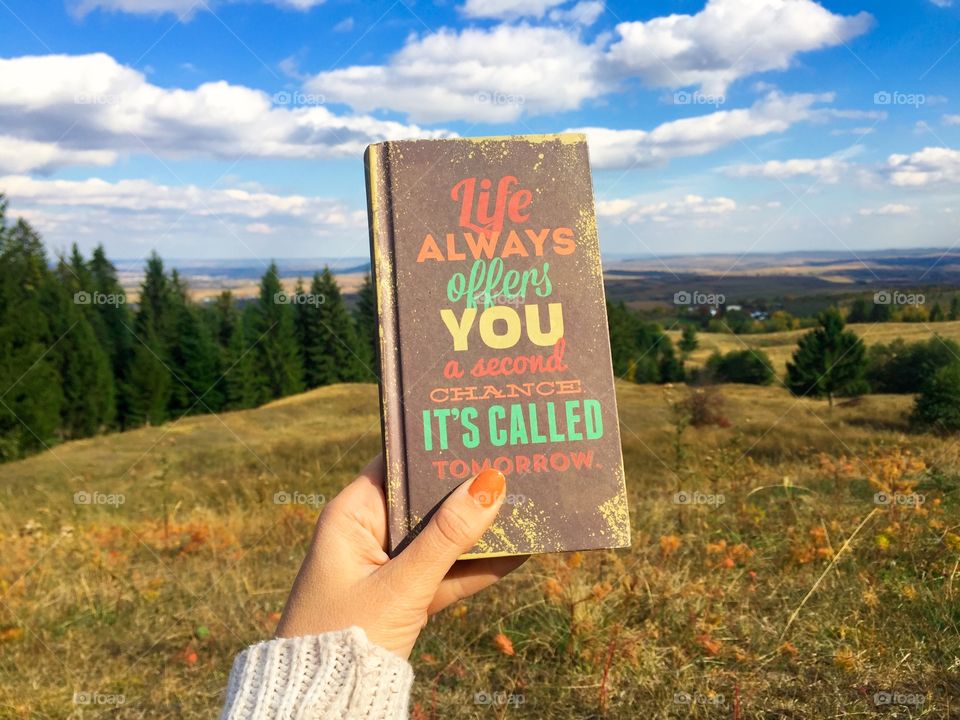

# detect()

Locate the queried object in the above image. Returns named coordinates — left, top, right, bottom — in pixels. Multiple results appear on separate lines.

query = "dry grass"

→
left=1, top=380, right=959, bottom=718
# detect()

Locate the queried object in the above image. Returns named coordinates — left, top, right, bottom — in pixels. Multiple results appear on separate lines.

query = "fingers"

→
left=322, top=455, right=389, bottom=549
left=428, top=555, right=529, bottom=615
left=381, top=469, right=506, bottom=595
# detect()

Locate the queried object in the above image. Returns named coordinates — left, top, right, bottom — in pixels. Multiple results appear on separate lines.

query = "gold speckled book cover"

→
left=364, top=133, right=630, bottom=558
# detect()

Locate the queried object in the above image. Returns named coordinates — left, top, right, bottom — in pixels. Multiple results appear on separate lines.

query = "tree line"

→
left=0, top=199, right=377, bottom=462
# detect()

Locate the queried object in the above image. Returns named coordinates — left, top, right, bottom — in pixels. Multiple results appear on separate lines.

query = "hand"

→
left=275, top=455, right=527, bottom=659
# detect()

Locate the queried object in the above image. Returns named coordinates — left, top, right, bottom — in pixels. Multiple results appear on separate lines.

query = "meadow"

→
left=1, top=380, right=958, bottom=718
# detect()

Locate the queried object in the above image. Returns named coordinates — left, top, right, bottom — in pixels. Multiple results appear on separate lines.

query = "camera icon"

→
left=73, top=491, right=91, bottom=505
left=273, top=491, right=291, bottom=505
left=674, top=692, right=692, bottom=704
left=475, top=91, right=490, bottom=104
left=474, top=691, right=492, bottom=705
left=73, top=691, right=92, bottom=705
left=273, top=292, right=292, bottom=305
left=873, top=291, right=891, bottom=305
left=873, top=492, right=892, bottom=506
left=673, top=491, right=691, bottom=505
left=272, top=91, right=292, bottom=105
left=74, top=291, right=91, bottom=305
left=674, top=291, right=692, bottom=305
left=673, top=90, right=691, bottom=105
left=873, top=91, right=891, bottom=105
left=873, top=691, right=893, bottom=706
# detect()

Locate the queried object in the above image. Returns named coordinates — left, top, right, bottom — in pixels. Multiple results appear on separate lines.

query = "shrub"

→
left=910, top=362, right=960, bottom=434
left=866, top=336, right=960, bottom=394
left=705, top=349, right=775, bottom=385
left=680, top=386, right=730, bottom=428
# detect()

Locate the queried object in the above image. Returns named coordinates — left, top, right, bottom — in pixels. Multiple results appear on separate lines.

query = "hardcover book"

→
left=364, top=133, right=630, bottom=558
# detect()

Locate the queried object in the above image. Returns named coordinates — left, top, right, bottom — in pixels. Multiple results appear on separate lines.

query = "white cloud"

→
left=460, top=0, right=567, bottom=19
left=308, top=25, right=605, bottom=123
left=69, top=0, right=325, bottom=18
left=597, top=194, right=737, bottom=224
left=930, top=0, right=953, bottom=7
left=858, top=203, right=915, bottom=216
left=887, top=147, right=960, bottom=186
left=0, top=174, right=366, bottom=256
left=548, top=1, right=603, bottom=25
left=723, top=156, right=849, bottom=183
left=572, top=92, right=832, bottom=170
left=944, top=114, right=960, bottom=126
left=605, top=0, right=872, bottom=95
left=0, top=53, right=452, bottom=173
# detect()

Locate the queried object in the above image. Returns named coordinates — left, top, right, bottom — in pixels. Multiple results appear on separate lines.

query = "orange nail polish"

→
left=468, top=469, right=505, bottom=507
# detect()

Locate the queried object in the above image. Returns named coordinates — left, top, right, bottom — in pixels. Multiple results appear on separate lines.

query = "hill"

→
left=1, top=383, right=958, bottom=717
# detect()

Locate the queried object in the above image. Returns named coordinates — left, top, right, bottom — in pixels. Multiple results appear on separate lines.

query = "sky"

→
left=0, top=0, right=957, bottom=263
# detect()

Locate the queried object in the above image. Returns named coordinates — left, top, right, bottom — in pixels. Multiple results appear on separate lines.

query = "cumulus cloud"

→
left=572, top=92, right=832, bottom=170
left=858, top=204, right=916, bottom=216
left=460, top=0, right=567, bottom=19
left=606, top=0, right=872, bottom=95
left=722, top=156, right=849, bottom=183
left=597, top=194, right=737, bottom=224
left=944, top=114, right=960, bottom=126
left=307, top=25, right=605, bottom=123
left=69, top=0, right=325, bottom=18
left=886, top=147, right=960, bottom=186
left=0, top=53, right=452, bottom=173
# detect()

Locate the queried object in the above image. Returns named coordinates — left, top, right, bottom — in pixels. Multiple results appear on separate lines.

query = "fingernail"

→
left=468, top=469, right=505, bottom=507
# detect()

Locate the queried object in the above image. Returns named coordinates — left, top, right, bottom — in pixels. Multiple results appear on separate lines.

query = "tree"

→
left=299, top=268, right=368, bottom=387
left=706, top=349, right=775, bottom=385
left=950, top=295, right=960, bottom=321
left=213, top=291, right=256, bottom=410
left=167, top=299, right=221, bottom=415
left=929, top=302, right=945, bottom=322
left=678, top=324, right=699, bottom=355
left=89, top=244, right=135, bottom=428
left=353, top=272, right=379, bottom=380
left=847, top=297, right=870, bottom=323
left=786, top=308, right=867, bottom=407
left=911, top=362, right=960, bottom=434
left=251, top=262, right=303, bottom=402
left=866, top=336, right=960, bottom=394
left=870, top=300, right=892, bottom=322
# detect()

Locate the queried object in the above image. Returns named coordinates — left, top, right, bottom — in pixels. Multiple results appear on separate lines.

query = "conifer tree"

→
left=787, top=308, right=867, bottom=407
left=89, top=244, right=135, bottom=428
left=251, top=262, right=303, bottom=402
left=167, top=295, right=221, bottom=415
left=353, top=273, right=379, bottom=380
left=300, top=268, right=367, bottom=387
left=213, top=292, right=256, bottom=410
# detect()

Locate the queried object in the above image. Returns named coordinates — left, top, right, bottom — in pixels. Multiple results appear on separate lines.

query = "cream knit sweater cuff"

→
left=219, top=627, right=414, bottom=720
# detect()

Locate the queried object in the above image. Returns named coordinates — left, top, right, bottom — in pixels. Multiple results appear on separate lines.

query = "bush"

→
left=705, top=349, right=775, bottom=385
left=866, top=336, right=960, bottom=393
left=680, top=385, right=730, bottom=428
left=910, top=362, right=960, bottom=434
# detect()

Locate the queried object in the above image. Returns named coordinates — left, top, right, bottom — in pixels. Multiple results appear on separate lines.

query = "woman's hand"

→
left=275, top=455, right=527, bottom=659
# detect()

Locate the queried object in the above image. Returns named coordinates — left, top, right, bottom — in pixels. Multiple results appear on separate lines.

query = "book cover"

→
left=364, top=133, right=630, bottom=559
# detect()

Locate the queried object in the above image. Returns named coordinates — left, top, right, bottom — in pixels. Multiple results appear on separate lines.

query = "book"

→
left=364, top=133, right=630, bottom=559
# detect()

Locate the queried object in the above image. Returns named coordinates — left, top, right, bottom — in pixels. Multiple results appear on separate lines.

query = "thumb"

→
left=385, top=469, right=506, bottom=592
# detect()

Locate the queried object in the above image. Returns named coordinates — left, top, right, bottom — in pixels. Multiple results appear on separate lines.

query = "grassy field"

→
left=667, top=321, right=960, bottom=375
left=1, top=379, right=959, bottom=718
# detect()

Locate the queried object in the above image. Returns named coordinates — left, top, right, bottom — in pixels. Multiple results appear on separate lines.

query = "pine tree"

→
left=167, top=297, right=221, bottom=415
left=786, top=308, right=867, bottom=407
left=950, top=295, right=960, bottom=321
left=298, top=268, right=368, bottom=387
left=251, top=262, right=303, bottom=402
left=929, top=302, right=945, bottom=322
left=0, top=212, right=62, bottom=458
left=678, top=324, right=699, bottom=355
left=213, top=291, right=256, bottom=410
left=89, top=244, right=135, bottom=428
left=911, top=362, right=960, bottom=434
left=847, top=297, right=870, bottom=323
left=353, top=272, right=379, bottom=380
left=870, top=300, right=892, bottom=322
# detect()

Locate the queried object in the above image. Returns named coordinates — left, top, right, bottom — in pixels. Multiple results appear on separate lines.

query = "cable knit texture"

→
left=219, top=626, right=414, bottom=720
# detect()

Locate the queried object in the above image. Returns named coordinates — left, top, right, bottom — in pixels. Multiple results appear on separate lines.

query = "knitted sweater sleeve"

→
left=219, top=626, right=414, bottom=720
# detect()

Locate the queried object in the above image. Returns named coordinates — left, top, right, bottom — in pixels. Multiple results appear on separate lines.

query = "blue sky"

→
left=0, top=0, right=957, bottom=262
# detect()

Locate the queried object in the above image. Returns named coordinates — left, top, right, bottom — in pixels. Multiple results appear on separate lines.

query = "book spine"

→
left=364, top=143, right=409, bottom=555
